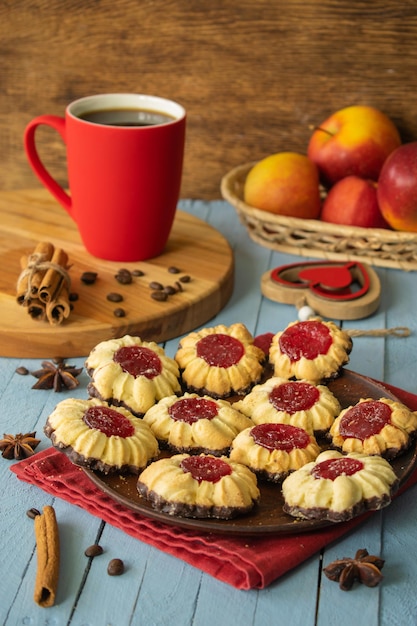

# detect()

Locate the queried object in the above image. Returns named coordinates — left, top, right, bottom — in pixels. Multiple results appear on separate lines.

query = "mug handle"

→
left=24, top=115, right=73, bottom=216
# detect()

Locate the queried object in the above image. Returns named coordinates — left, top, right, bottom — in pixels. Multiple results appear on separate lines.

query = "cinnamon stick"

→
left=28, top=300, right=47, bottom=322
left=33, top=505, right=60, bottom=607
left=39, top=247, right=69, bottom=304
left=45, top=284, right=71, bottom=325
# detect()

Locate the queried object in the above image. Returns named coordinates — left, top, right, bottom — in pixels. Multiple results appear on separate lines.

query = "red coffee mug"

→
left=24, top=94, right=186, bottom=261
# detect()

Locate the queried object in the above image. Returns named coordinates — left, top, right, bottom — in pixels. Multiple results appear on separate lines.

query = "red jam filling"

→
left=254, top=332, right=274, bottom=356
left=196, top=333, right=245, bottom=368
left=113, top=346, right=162, bottom=379
left=278, top=321, right=333, bottom=362
left=311, top=457, right=364, bottom=480
left=339, top=401, right=392, bottom=440
left=168, top=397, right=219, bottom=424
left=180, top=455, right=232, bottom=483
left=251, top=423, right=310, bottom=451
left=83, top=406, right=134, bottom=438
left=269, top=381, right=320, bottom=414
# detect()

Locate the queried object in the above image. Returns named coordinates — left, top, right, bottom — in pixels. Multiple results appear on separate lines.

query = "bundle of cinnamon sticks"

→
left=16, top=242, right=71, bottom=325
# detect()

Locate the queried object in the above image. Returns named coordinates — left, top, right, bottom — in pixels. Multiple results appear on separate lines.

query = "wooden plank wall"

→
left=2, top=0, right=417, bottom=199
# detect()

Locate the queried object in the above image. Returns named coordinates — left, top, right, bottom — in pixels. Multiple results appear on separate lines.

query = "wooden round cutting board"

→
left=0, top=189, right=234, bottom=358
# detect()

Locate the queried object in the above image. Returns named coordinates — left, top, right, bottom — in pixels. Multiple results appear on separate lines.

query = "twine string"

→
left=295, top=297, right=411, bottom=338
left=347, top=326, right=410, bottom=338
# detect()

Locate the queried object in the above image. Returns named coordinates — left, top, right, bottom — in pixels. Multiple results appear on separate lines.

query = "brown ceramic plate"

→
left=83, top=369, right=417, bottom=535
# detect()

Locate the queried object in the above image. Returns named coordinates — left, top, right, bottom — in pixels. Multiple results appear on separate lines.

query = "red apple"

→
left=320, top=175, right=390, bottom=228
left=243, top=152, right=321, bottom=219
left=307, top=105, right=401, bottom=185
left=377, top=142, right=417, bottom=232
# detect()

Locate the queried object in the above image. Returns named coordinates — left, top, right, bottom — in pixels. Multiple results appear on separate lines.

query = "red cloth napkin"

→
left=11, top=381, right=417, bottom=590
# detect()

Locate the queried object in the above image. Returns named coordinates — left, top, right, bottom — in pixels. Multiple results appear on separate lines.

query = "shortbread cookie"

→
left=330, top=397, right=417, bottom=459
left=282, top=449, right=399, bottom=522
left=137, top=453, right=260, bottom=519
left=44, top=397, right=159, bottom=474
left=233, top=376, right=341, bottom=436
left=85, top=335, right=181, bottom=416
left=143, top=392, right=253, bottom=456
left=175, top=323, right=266, bottom=398
left=269, top=319, right=352, bottom=383
left=230, top=422, right=321, bottom=482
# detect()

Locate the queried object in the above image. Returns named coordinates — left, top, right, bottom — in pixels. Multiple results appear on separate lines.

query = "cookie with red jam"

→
left=230, top=423, right=321, bottom=482
left=143, top=392, right=253, bottom=456
left=44, top=397, right=159, bottom=474
left=85, top=335, right=181, bottom=417
left=137, top=453, right=260, bottom=519
left=269, top=319, right=352, bottom=383
left=330, top=397, right=417, bottom=459
left=233, top=376, right=341, bottom=436
left=282, top=449, right=399, bottom=523
left=175, top=323, right=266, bottom=398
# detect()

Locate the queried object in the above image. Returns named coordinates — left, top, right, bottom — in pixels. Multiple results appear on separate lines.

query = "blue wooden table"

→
left=1, top=198, right=417, bottom=626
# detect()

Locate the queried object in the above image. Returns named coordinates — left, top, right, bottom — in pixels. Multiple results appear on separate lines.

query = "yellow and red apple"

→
left=377, top=142, right=417, bottom=232
left=308, top=105, right=401, bottom=186
left=321, top=175, right=390, bottom=228
left=243, top=152, right=321, bottom=219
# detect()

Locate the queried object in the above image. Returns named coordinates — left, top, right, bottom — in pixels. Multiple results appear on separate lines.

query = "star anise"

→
left=31, top=359, right=83, bottom=392
left=0, top=432, right=41, bottom=460
left=323, top=548, right=385, bottom=591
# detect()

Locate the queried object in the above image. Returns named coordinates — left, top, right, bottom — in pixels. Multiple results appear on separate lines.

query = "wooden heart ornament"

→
left=261, top=261, right=381, bottom=320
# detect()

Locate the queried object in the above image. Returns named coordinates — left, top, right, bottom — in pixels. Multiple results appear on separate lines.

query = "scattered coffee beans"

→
left=78, top=263, right=193, bottom=310
left=81, top=271, right=98, bottom=285
left=107, top=558, right=125, bottom=576
left=16, top=366, right=29, bottom=376
left=26, top=508, right=41, bottom=519
left=84, top=544, right=104, bottom=558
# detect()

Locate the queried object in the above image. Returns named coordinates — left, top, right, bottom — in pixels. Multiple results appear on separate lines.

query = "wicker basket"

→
left=221, top=162, right=417, bottom=271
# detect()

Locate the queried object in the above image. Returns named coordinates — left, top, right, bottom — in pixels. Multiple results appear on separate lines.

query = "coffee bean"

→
left=69, top=292, right=79, bottom=302
left=113, top=308, right=126, bottom=317
left=175, top=280, right=183, bottom=292
left=85, top=544, right=104, bottom=558
left=151, top=291, right=168, bottom=301
left=107, top=558, right=124, bottom=576
left=106, top=292, right=124, bottom=302
left=115, top=269, right=132, bottom=285
left=16, top=366, right=29, bottom=376
left=81, top=271, right=98, bottom=285
left=132, top=269, right=145, bottom=277
left=179, top=275, right=191, bottom=283
left=149, top=281, right=163, bottom=290
left=168, top=266, right=180, bottom=274
left=26, top=508, right=41, bottom=519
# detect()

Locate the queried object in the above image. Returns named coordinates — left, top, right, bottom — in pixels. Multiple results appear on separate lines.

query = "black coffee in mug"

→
left=78, top=108, right=176, bottom=127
